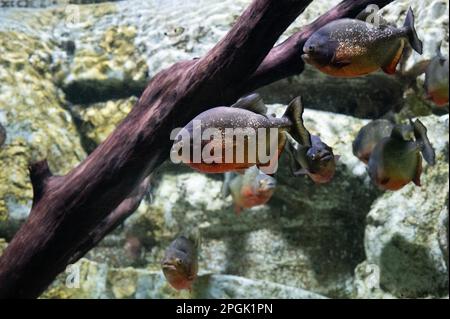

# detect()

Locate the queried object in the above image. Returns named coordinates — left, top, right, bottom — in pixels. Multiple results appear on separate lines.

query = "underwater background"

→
left=0, top=0, right=448, bottom=298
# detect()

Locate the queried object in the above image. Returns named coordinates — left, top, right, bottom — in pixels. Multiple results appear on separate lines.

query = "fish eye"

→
left=175, top=258, right=183, bottom=266
left=308, top=45, right=315, bottom=53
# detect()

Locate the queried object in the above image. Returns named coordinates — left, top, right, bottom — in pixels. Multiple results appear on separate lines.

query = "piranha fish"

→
left=424, top=42, right=449, bottom=106
left=0, top=124, right=5, bottom=148
left=283, top=98, right=339, bottom=184
left=161, top=235, right=199, bottom=291
left=368, top=119, right=436, bottom=191
left=172, top=94, right=304, bottom=174
left=353, top=120, right=395, bottom=164
left=302, top=7, right=423, bottom=77
left=222, top=165, right=277, bottom=214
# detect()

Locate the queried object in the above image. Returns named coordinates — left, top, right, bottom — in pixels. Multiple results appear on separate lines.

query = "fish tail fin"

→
left=283, top=97, right=312, bottom=147
left=404, top=7, right=423, bottom=55
left=413, top=119, right=436, bottom=165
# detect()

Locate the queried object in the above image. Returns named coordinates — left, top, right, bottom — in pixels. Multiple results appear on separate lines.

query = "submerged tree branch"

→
left=0, top=0, right=395, bottom=298
left=68, top=176, right=152, bottom=265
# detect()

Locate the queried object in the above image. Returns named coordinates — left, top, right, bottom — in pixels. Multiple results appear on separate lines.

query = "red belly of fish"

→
left=318, top=63, right=379, bottom=78
left=378, top=178, right=410, bottom=191
left=429, top=89, right=449, bottom=106
left=240, top=194, right=271, bottom=208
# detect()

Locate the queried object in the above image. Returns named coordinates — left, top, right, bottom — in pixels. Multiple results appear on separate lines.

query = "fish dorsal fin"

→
left=413, top=119, right=436, bottom=166
left=390, top=125, right=407, bottom=141
left=435, top=41, right=447, bottom=65
left=382, top=40, right=405, bottom=75
left=181, top=228, right=201, bottom=250
left=231, top=93, right=267, bottom=115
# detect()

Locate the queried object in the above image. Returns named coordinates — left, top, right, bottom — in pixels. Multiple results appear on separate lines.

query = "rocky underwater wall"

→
left=0, top=0, right=448, bottom=299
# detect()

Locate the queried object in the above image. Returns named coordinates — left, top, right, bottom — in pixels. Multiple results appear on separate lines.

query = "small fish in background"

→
left=222, top=165, right=277, bottom=215
left=424, top=42, right=449, bottom=107
left=353, top=119, right=395, bottom=164
left=303, top=7, right=423, bottom=77
left=0, top=123, right=5, bottom=148
left=283, top=98, right=339, bottom=184
left=368, top=119, right=436, bottom=191
left=161, top=234, right=199, bottom=291
left=172, top=94, right=305, bottom=174
left=123, top=235, right=143, bottom=263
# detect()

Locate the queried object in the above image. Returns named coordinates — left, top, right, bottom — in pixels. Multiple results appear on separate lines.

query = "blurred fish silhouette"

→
left=222, top=165, right=277, bottom=215
left=303, top=7, right=422, bottom=77
left=172, top=94, right=305, bottom=174
left=368, top=119, right=436, bottom=191
left=353, top=119, right=395, bottom=164
left=161, top=234, right=199, bottom=291
left=284, top=98, right=338, bottom=184
left=124, top=235, right=143, bottom=263
left=424, top=42, right=449, bottom=107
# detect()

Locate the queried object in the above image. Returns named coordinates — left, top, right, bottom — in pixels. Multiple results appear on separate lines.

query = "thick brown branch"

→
left=0, top=0, right=313, bottom=299
left=68, top=176, right=152, bottom=265
left=244, top=0, right=395, bottom=91
left=0, top=0, right=397, bottom=298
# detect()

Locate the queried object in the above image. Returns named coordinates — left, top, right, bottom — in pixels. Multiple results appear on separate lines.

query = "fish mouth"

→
left=319, top=154, right=334, bottom=162
left=162, top=263, right=177, bottom=271
left=312, top=151, right=333, bottom=162
left=301, top=53, right=311, bottom=64
left=266, top=181, right=276, bottom=188
left=261, top=182, right=276, bottom=191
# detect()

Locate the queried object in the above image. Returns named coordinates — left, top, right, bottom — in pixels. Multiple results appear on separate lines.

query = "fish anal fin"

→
left=413, top=155, right=423, bottom=187
left=382, top=41, right=405, bottom=75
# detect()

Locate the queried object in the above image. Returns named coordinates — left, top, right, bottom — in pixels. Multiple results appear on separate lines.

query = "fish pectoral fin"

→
left=382, top=41, right=405, bottom=75
left=231, top=93, right=267, bottom=115
left=333, top=59, right=352, bottom=69
left=413, top=155, right=423, bottom=187
left=330, top=50, right=351, bottom=69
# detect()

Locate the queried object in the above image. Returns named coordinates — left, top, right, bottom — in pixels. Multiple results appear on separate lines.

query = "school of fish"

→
left=159, top=5, right=446, bottom=291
